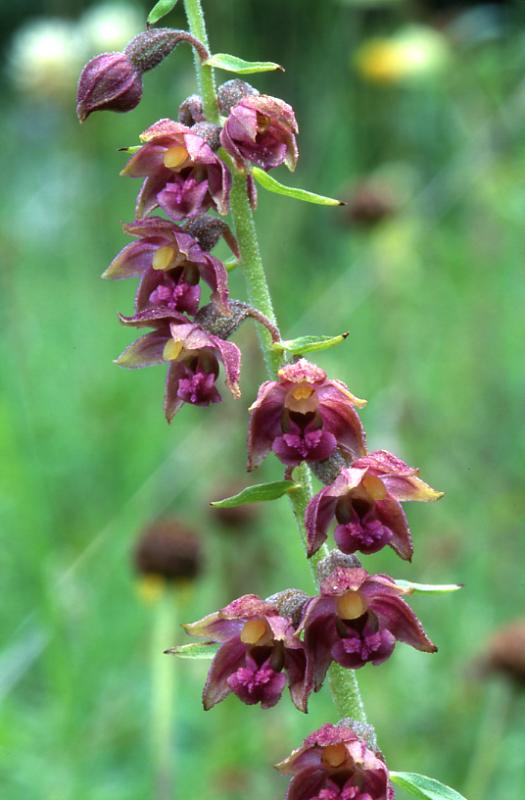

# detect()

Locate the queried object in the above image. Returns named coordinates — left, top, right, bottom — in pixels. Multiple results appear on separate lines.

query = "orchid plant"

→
left=76, top=2, right=467, bottom=798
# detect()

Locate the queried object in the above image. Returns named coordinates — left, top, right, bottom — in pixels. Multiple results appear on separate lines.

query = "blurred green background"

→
left=1, top=0, right=525, bottom=798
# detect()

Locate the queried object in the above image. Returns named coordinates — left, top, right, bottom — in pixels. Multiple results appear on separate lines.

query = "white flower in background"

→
left=79, top=2, right=143, bottom=53
left=8, top=19, right=83, bottom=98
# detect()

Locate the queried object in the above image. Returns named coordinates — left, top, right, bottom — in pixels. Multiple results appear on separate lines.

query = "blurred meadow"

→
left=1, top=0, right=525, bottom=797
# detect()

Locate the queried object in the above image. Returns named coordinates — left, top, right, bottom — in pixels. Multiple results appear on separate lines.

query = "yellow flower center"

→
left=163, top=339, right=184, bottom=361
left=240, top=618, right=271, bottom=645
left=152, top=245, right=176, bottom=271
left=285, top=382, right=318, bottom=414
left=336, top=590, right=367, bottom=620
left=163, top=145, right=190, bottom=169
left=322, top=744, right=348, bottom=768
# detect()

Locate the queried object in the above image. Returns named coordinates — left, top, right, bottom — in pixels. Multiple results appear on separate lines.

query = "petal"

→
left=136, top=171, right=171, bottom=217
left=164, top=360, right=186, bottom=422
left=375, top=497, right=414, bottom=561
left=285, top=769, right=326, bottom=800
left=382, top=473, right=444, bottom=503
left=284, top=647, right=310, bottom=713
left=247, top=382, right=286, bottom=470
left=140, top=118, right=189, bottom=142
left=368, top=592, right=437, bottom=653
left=120, top=143, right=166, bottom=177
left=114, top=330, right=167, bottom=368
left=202, top=637, right=246, bottom=710
left=299, top=597, right=338, bottom=691
left=305, top=487, right=338, bottom=557
left=318, top=391, right=367, bottom=459
left=103, top=240, right=155, bottom=279
left=197, top=253, right=229, bottom=310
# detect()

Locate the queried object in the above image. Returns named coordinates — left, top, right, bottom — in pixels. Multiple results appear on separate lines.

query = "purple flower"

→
left=299, top=565, right=436, bottom=689
left=183, top=594, right=311, bottom=712
left=103, top=217, right=230, bottom=313
left=306, top=450, right=443, bottom=560
left=121, top=118, right=231, bottom=219
left=115, top=309, right=241, bottom=421
left=221, top=94, right=299, bottom=171
left=76, top=52, right=142, bottom=122
left=248, top=359, right=367, bottom=470
left=276, top=722, right=394, bottom=800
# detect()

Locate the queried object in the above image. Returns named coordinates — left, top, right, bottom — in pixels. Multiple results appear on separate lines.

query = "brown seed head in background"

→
left=133, top=518, right=203, bottom=584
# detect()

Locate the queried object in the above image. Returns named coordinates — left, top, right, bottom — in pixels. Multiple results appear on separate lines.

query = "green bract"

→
left=165, top=642, right=219, bottom=659
left=204, top=53, right=283, bottom=74
left=211, top=480, right=299, bottom=508
left=272, top=333, right=349, bottom=356
left=395, top=580, right=463, bottom=595
left=251, top=167, right=344, bottom=206
left=147, top=0, right=179, bottom=26
left=390, top=772, right=468, bottom=800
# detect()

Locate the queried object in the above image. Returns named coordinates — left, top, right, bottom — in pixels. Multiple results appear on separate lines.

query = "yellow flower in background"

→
left=79, top=2, right=144, bottom=53
left=355, top=25, right=449, bottom=85
left=8, top=19, right=83, bottom=98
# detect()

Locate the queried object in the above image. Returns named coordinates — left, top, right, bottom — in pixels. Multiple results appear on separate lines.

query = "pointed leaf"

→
left=390, top=772, right=468, bottom=800
left=252, top=167, right=344, bottom=206
left=164, top=642, right=219, bottom=659
left=211, top=480, right=299, bottom=509
left=395, top=580, right=463, bottom=595
left=147, top=0, right=179, bottom=25
left=204, top=53, right=284, bottom=75
left=272, top=332, right=349, bottom=356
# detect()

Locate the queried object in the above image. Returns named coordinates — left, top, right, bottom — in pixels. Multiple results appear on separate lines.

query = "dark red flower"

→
left=103, top=217, right=230, bottom=313
left=184, top=594, right=311, bottom=712
left=277, top=721, right=394, bottom=800
left=115, top=309, right=241, bottom=421
left=248, top=359, right=367, bottom=470
left=121, top=118, right=231, bottom=220
left=299, top=565, right=436, bottom=689
left=76, top=52, right=142, bottom=122
left=221, top=94, right=299, bottom=171
left=306, top=450, right=443, bottom=560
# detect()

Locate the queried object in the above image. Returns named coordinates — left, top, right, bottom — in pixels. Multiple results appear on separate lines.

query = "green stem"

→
left=151, top=590, right=177, bottom=800
left=184, top=0, right=367, bottom=727
left=183, top=0, right=219, bottom=123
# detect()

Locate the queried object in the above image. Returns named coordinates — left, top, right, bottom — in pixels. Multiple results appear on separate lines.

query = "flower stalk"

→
left=183, top=0, right=367, bottom=725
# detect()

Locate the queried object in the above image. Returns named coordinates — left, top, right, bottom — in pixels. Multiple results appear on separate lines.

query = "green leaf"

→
left=390, top=772, right=468, bottom=800
left=117, top=145, right=141, bottom=153
left=147, top=0, right=179, bottom=25
left=204, top=53, right=284, bottom=75
left=394, top=580, right=463, bottom=595
left=251, top=167, right=344, bottom=206
left=164, top=642, right=219, bottom=659
left=211, top=480, right=298, bottom=509
left=272, top=333, right=349, bottom=356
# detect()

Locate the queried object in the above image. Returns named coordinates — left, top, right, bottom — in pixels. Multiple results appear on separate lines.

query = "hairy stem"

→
left=185, top=0, right=367, bottom=726
left=183, top=0, right=219, bottom=122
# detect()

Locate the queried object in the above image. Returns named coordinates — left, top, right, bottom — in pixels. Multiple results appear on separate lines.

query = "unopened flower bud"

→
left=191, top=121, right=222, bottom=151
left=310, top=449, right=349, bottom=485
left=217, top=79, right=258, bottom=116
left=195, top=300, right=279, bottom=343
left=76, top=51, right=142, bottom=122
left=133, top=518, right=203, bottom=584
left=316, top=551, right=361, bottom=584
left=77, top=29, right=209, bottom=122
left=178, top=94, right=205, bottom=125
left=124, top=28, right=209, bottom=73
left=185, top=216, right=239, bottom=257
left=265, top=589, right=310, bottom=627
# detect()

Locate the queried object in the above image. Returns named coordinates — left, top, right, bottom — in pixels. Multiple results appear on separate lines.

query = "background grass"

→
left=1, top=0, right=524, bottom=798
